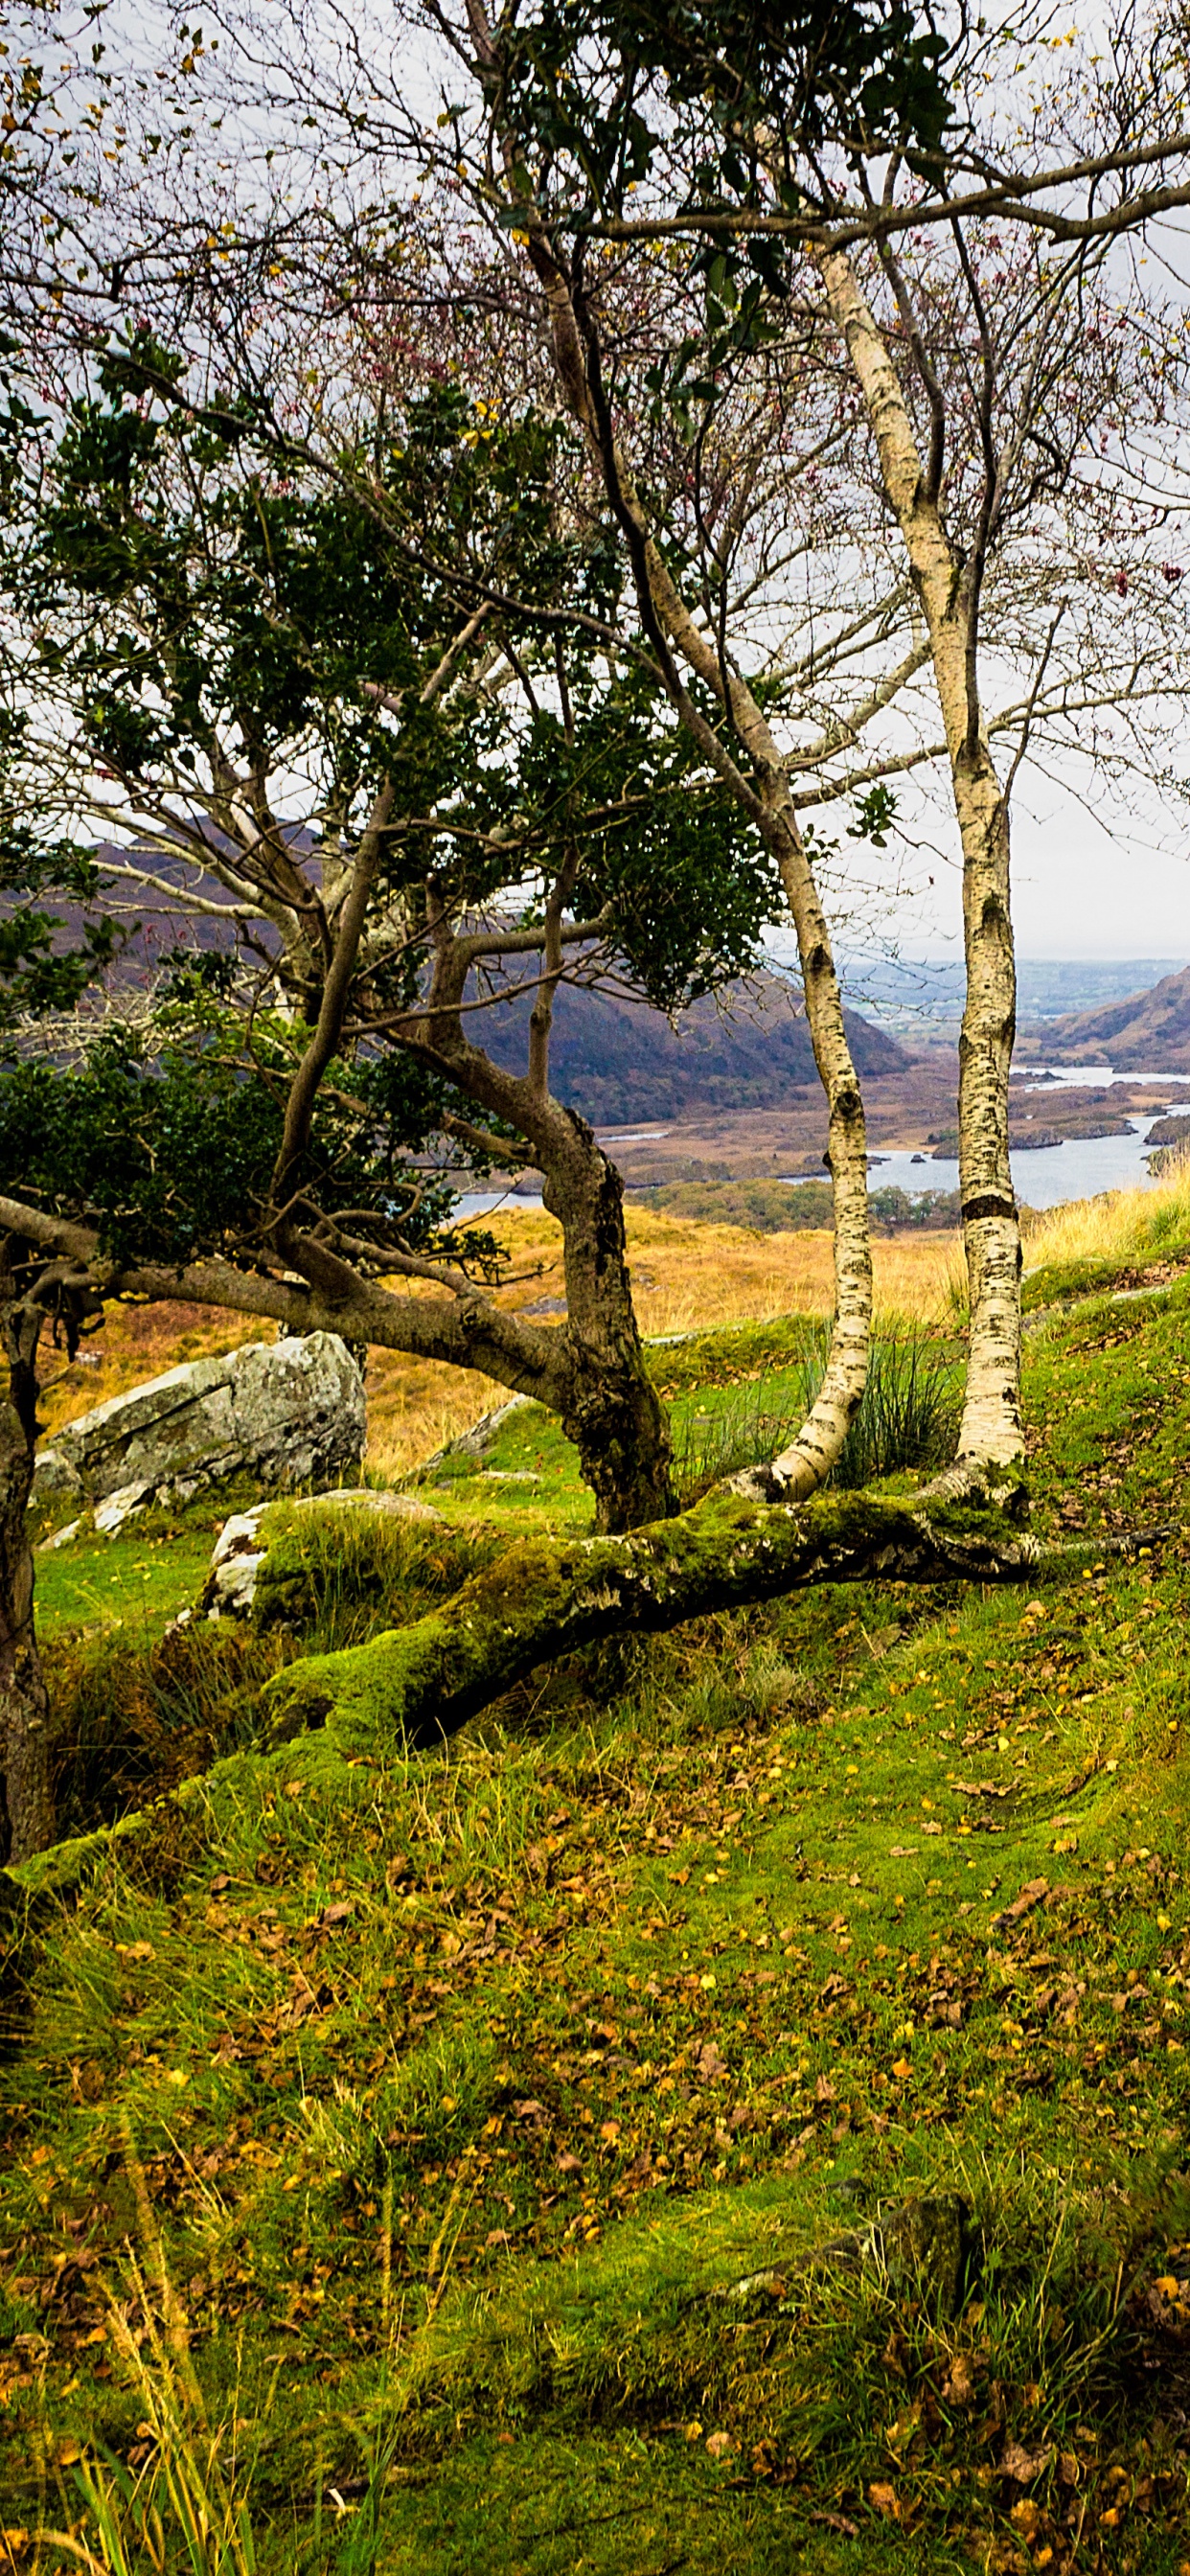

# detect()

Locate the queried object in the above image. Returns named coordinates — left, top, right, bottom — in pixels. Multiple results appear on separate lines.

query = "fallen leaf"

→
left=1001, top=2438, right=1054, bottom=2482
left=991, top=1877, right=1049, bottom=1931
left=943, top=2354, right=975, bottom=2408
left=868, top=2481, right=901, bottom=2520
left=705, top=2431, right=734, bottom=2461
left=556, top=2150, right=583, bottom=2175
left=814, top=2075, right=836, bottom=2104
left=697, top=2040, right=727, bottom=2082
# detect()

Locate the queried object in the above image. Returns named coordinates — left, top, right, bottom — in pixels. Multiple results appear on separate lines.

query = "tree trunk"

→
left=544, top=1110, right=676, bottom=1532
left=0, top=1319, right=53, bottom=1864
left=949, top=755, right=1021, bottom=1462
left=818, top=246, right=1023, bottom=1466
left=517, top=225, right=873, bottom=1494
left=262, top=1467, right=1090, bottom=1758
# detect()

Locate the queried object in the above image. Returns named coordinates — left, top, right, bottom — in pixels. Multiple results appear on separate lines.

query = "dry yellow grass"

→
left=1020, top=1146, right=1190, bottom=1275
left=370, top=1208, right=958, bottom=1477
left=35, top=1207, right=959, bottom=1484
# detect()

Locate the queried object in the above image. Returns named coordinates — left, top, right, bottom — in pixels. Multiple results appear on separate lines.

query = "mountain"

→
left=481, top=970, right=909, bottom=1126
left=1041, top=963, right=1190, bottom=1069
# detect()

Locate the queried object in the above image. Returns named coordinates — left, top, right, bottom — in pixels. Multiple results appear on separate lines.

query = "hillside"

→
left=6, top=1218, right=1190, bottom=2567
left=1041, top=959, right=1190, bottom=1067
left=480, top=969, right=909, bottom=1125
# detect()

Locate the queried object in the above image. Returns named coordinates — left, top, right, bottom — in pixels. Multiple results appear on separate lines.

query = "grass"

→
left=669, top=1322, right=961, bottom=1498
left=1017, top=1149, right=1190, bottom=1314
left=10, top=1196, right=1190, bottom=2570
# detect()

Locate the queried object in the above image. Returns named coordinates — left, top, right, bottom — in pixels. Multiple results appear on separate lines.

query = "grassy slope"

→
left=5, top=1254, right=1190, bottom=2567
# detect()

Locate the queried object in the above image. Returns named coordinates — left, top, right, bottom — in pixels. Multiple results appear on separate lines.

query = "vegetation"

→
left=640, top=1179, right=962, bottom=1234
left=2, top=1216, right=1189, bottom=2568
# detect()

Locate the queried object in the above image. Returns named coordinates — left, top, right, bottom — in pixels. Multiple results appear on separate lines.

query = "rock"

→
left=716, top=2192, right=974, bottom=2322
left=32, top=1334, right=366, bottom=1531
left=94, top=1481, right=153, bottom=1535
left=201, top=1487, right=446, bottom=1622
left=409, top=1393, right=535, bottom=1483
left=36, top=1518, right=81, bottom=1554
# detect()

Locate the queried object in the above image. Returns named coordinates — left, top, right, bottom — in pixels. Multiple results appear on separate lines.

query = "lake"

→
left=452, top=1064, right=1189, bottom=1222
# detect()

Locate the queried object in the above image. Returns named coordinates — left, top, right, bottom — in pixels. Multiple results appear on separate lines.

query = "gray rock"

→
left=33, top=1333, right=366, bottom=1532
left=202, top=1486, right=446, bottom=1621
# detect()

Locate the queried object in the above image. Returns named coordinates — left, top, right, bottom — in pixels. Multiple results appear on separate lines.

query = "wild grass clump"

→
left=254, top=1503, right=504, bottom=1651
left=390, top=2154, right=1182, bottom=2513
left=672, top=1321, right=961, bottom=1500
left=47, top=1622, right=277, bottom=1840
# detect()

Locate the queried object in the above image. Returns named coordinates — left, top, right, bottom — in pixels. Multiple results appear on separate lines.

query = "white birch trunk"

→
left=526, top=244, right=872, bottom=1493
left=818, top=249, right=1022, bottom=1466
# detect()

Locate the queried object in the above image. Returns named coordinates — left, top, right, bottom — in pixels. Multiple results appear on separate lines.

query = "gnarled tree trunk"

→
left=262, top=1468, right=1085, bottom=1759
left=544, top=1114, right=675, bottom=1531
left=0, top=1303, right=53, bottom=1864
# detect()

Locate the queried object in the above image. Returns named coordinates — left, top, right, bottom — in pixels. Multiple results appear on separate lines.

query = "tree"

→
left=3, top=1, right=1179, bottom=1847
left=430, top=0, right=1190, bottom=1468
left=0, top=325, right=831, bottom=1852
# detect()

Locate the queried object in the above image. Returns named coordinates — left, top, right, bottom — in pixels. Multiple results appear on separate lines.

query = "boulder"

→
left=198, top=1487, right=446, bottom=1622
left=32, top=1333, right=366, bottom=1531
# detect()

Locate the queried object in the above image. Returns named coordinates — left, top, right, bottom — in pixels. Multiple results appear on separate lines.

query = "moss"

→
left=1022, top=1252, right=1190, bottom=1313
left=263, top=1478, right=1072, bottom=1758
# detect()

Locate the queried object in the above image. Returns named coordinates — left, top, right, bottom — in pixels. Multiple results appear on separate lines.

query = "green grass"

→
left=33, top=1513, right=217, bottom=1641
left=6, top=1280, right=1190, bottom=2569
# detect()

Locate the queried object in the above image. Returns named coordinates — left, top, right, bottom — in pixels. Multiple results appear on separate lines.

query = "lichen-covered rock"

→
left=201, top=1487, right=446, bottom=1622
left=32, top=1334, right=366, bottom=1531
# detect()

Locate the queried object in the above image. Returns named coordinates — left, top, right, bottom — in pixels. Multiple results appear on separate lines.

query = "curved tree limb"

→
left=262, top=1474, right=1143, bottom=1759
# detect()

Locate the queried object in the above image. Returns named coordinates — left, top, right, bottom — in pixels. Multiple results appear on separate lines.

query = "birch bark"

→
left=818, top=248, right=1022, bottom=1466
left=514, top=221, right=872, bottom=1495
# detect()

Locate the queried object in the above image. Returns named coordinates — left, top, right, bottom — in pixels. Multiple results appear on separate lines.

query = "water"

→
left=860, top=1128, right=1169, bottom=1211
left=810, top=1062, right=1190, bottom=1209
left=456, top=1064, right=1190, bottom=1222
left=1015, top=1064, right=1190, bottom=1092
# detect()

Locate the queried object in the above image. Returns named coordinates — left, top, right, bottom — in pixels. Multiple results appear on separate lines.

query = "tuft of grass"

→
left=47, top=1622, right=278, bottom=1842
left=671, top=1322, right=961, bottom=1499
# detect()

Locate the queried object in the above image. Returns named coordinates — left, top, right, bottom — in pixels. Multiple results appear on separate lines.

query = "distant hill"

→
left=10, top=853, right=910, bottom=1121
left=481, top=970, right=909, bottom=1126
left=1041, top=963, right=1190, bottom=1069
